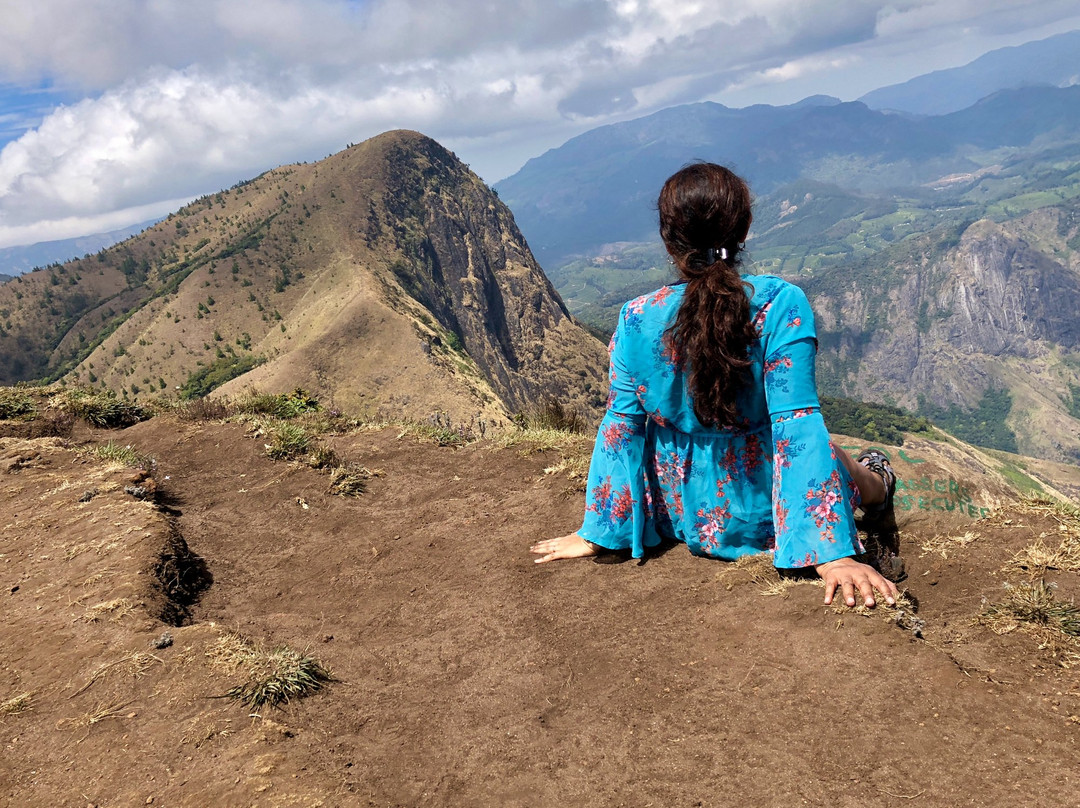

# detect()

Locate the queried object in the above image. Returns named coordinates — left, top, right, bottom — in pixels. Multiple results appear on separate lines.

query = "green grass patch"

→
left=180, top=354, right=265, bottom=399
left=996, top=460, right=1046, bottom=495
left=83, top=440, right=154, bottom=468
left=0, top=388, right=37, bottom=419
left=59, top=388, right=147, bottom=428
left=264, top=421, right=312, bottom=460
left=235, top=387, right=320, bottom=419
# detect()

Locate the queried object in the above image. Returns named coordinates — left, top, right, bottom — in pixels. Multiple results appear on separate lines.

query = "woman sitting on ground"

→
left=530, top=163, right=899, bottom=609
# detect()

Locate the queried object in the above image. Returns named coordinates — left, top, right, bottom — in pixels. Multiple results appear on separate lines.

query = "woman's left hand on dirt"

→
left=815, top=556, right=898, bottom=608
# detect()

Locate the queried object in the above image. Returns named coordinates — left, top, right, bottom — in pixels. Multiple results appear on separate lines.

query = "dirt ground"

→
left=1, top=416, right=1079, bottom=807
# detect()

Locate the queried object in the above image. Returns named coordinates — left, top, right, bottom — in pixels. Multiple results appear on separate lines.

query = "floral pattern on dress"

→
left=774, top=497, right=790, bottom=539
left=774, top=407, right=816, bottom=423
left=752, top=301, right=773, bottom=335
left=763, top=353, right=794, bottom=394
left=586, top=477, right=635, bottom=528
left=653, top=451, right=690, bottom=519
left=742, top=433, right=765, bottom=474
left=694, top=503, right=732, bottom=555
left=653, top=336, right=681, bottom=378
left=785, top=305, right=802, bottom=329
left=623, top=286, right=675, bottom=333
left=600, top=416, right=638, bottom=457
left=804, top=470, right=845, bottom=543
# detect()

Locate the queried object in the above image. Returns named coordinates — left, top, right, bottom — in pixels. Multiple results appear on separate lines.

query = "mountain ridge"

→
left=859, top=29, right=1080, bottom=115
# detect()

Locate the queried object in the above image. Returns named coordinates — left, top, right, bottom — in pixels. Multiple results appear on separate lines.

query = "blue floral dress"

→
left=579, top=275, right=864, bottom=568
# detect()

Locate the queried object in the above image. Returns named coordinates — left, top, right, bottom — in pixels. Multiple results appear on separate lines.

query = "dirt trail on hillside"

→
left=2, top=419, right=1078, bottom=807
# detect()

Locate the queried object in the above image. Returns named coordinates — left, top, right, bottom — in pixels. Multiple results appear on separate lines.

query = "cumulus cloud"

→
left=0, top=0, right=1077, bottom=247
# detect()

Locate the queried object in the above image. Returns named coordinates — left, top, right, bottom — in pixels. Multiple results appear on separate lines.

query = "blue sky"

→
left=0, top=0, right=1078, bottom=250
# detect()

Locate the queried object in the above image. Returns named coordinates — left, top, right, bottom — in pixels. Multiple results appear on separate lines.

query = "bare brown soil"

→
left=2, top=419, right=1078, bottom=807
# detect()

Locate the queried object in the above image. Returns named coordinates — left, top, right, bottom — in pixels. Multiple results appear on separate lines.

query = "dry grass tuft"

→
left=499, top=423, right=594, bottom=488
left=999, top=496, right=1080, bottom=575
left=328, top=463, right=383, bottom=497
left=543, top=454, right=592, bottom=490
left=173, top=396, right=232, bottom=421
left=1, top=691, right=34, bottom=716
left=1013, top=493, right=1080, bottom=523
left=513, top=399, right=590, bottom=434
left=207, top=633, right=332, bottom=710
left=81, top=598, right=135, bottom=623
left=58, top=700, right=132, bottom=738
left=69, top=652, right=163, bottom=698
left=919, top=530, right=980, bottom=559
left=716, top=553, right=781, bottom=590
left=497, top=425, right=591, bottom=454
left=981, top=581, right=1080, bottom=664
left=307, top=444, right=340, bottom=470
left=1006, top=536, right=1080, bottom=575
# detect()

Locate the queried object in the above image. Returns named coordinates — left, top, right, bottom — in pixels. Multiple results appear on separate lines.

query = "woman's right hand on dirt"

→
left=530, top=533, right=599, bottom=564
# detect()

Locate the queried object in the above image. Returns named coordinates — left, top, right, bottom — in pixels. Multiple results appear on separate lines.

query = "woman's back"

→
left=586, top=273, right=863, bottom=566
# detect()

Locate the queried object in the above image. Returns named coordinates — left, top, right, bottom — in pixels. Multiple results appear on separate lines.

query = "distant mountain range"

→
left=860, top=29, right=1080, bottom=115
left=0, top=132, right=607, bottom=422
left=496, top=84, right=1080, bottom=267
left=0, top=220, right=158, bottom=280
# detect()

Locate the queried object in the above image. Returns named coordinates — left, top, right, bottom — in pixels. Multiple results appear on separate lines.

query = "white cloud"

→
left=0, top=0, right=1077, bottom=247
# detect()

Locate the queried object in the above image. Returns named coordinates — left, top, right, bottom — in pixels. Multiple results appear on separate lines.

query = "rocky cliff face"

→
left=374, top=134, right=597, bottom=413
left=0, top=131, right=608, bottom=422
left=807, top=209, right=1080, bottom=462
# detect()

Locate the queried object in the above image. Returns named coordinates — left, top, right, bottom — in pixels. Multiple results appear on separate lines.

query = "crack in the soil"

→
left=148, top=519, right=213, bottom=627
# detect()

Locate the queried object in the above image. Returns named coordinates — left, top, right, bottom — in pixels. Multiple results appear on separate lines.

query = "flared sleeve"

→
left=763, top=284, right=862, bottom=569
left=578, top=304, right=649, bottom=558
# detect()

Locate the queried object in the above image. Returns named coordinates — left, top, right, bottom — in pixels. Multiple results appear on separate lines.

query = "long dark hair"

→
left=660, top=163, right=757, bottom=428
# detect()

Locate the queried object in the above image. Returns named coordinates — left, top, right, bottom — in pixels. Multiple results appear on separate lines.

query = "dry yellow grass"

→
left=999, top=495, right=1080, bottom=575
left=980, top=580, right=1080, bottom=666
left=68, top=651, right=163, bottom=699
left=919, top=530, right=980, bottom=559
left=1, top=691, right=34, bottom=717
left=81, top=598, right=135, bottom=624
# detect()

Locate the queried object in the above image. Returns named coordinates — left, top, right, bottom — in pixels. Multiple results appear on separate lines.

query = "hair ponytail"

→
left=659, top=163, right=757, bottom=428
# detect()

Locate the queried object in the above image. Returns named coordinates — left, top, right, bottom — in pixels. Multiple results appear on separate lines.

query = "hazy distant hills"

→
left=0, top=131, right=607, bottom=421
left=860, top=29, right=1080, bottom=115
left=496, top=84, right=1080, bottom=267
left=0, top=220, right=158, bottom=279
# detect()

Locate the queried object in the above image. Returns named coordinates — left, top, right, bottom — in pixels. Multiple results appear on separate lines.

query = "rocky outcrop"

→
left=806, top=210, right=1080, bottom=462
